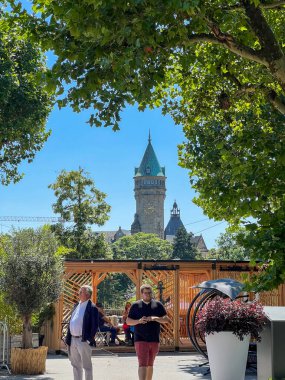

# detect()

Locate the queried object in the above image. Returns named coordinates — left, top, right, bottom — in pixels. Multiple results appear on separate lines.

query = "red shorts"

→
left=135, top=342, right=159, bottom=367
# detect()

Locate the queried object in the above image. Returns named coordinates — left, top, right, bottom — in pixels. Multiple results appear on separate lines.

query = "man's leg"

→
left=146, top=366, right=153, bottom=380
left=109, top=327, right=117, bottom=342
left=138, top=366, right=147, bottom=380
left=135, top=342, right=150, bottom=380
left=77, top=341, right=93, bottom=380
left=99, top=325, right=116, bottom=342
left=145, top=342, right=159, bottom=380
left=69, top=338, right=83, bottom=380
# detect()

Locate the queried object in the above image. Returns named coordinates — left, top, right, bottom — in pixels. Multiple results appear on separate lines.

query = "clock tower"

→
left=131, top=133, right=166, bottom=238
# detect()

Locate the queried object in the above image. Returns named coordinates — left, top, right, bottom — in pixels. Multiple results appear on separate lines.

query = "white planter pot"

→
left=206, top=332, right=250, bottom=380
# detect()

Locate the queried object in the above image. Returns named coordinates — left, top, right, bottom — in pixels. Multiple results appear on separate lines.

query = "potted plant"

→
left=195, top=296, right=266, bottom=380
left=0, top=227, right=63, bottom=375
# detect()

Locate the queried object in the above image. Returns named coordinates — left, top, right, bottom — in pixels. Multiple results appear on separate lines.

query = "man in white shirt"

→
left=65, top=285, right=99, bottom=380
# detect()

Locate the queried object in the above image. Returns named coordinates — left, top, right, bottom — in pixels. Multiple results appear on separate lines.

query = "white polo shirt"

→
left=70, top=300, right=89, bottom=336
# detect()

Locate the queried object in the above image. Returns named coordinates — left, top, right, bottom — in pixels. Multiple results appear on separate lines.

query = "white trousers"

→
left=68, top=337, right=93, bottom=380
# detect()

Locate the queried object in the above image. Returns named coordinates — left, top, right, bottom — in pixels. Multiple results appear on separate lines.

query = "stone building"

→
left=131, top=133, right=166, bottom=239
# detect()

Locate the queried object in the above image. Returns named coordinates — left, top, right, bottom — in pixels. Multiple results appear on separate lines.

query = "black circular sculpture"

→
left=186, top=278, right=246, bottom=359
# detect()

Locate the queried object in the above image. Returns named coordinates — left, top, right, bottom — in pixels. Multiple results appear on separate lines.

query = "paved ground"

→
left=0, top=352, right=257, bottom=380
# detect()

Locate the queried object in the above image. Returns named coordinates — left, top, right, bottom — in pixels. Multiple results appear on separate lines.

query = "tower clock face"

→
left=145, top=201, right=155, bottom=215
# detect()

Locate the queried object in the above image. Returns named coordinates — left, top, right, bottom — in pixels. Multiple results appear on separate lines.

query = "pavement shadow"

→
left=177, top=356, right=211, bottom=379
left=177, top=358, right=257, bottom=380
left=0, top=375, right=54, bottom=380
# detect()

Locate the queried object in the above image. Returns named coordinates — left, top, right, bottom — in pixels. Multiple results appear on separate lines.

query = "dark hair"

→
left=125, top=301, right=131, bottom=311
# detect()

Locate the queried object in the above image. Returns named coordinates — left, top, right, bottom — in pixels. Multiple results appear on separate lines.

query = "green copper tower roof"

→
left=135, top=133, right=165, bottom=177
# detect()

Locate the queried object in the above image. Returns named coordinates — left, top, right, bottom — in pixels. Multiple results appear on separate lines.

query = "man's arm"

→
left=102, top=314, right=115, bottom=326
left=88, top=305, right=99, bottom=345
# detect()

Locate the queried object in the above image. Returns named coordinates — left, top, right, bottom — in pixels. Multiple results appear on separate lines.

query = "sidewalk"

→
left=0, top=352, right=257, bottom=380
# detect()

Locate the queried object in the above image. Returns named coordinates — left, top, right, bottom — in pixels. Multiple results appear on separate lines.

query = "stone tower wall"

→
left=134, top=176, right=166, bottom=239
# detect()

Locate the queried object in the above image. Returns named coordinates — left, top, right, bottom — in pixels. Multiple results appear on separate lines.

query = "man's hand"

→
left=138, top=316, right=148, bottom=324
left=146, top=315, right=170, bottom=323
left=146, top=316, right=159, bottom=322
left=88, top=339, right=96, bottom=347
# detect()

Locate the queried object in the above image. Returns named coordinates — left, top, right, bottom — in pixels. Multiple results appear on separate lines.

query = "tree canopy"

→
left=49, top=168, right=111, bottom=258
left=19, top=0, right=285, bottom=128
left=172, top=226, right=198, bottom=259
left=0, top=11, right=53, bottom=185
left=10, top=0, right=285, bottom=289
left=112, top=232, right=172, bottom=260
left=209, top=230, right=250, bottom=261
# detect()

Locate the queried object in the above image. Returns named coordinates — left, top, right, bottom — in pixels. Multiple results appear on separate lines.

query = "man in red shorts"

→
left=127, top=284, right=170, bottom=380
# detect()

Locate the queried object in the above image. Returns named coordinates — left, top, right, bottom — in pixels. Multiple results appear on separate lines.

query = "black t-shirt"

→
left=128, top=299, right=167, bottom=342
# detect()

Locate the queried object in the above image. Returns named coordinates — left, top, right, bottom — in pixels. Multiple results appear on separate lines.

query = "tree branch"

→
left=187, top=7, right=285, bottom=89
left=235, top=83, right=285, bottom=115
left=186, top=32, right=266, bottom=66
left=221, top=1, right=285, bottom=11
left=243, top=1, right=283, bottom=57
left=261, top=1, right=285, bottom=9
left=242, top=0, right=285, bottom=87
left=227, top=78, right=285, bottom=115
left=212, top=66, right=285, bottom=116
left=267, top=90, right=285, bottom=114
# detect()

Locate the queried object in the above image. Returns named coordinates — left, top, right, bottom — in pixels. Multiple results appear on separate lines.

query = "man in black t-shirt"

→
left=127, top=284, right=170, bottom=380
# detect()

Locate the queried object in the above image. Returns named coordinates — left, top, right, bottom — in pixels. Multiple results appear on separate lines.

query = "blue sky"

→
left=0, top=99, right=226, bottom=248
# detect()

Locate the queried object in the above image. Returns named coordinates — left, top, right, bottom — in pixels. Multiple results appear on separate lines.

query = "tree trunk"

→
left=22, top=315, right=33, bottom=349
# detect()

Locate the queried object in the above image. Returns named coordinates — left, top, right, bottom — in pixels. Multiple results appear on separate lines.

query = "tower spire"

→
left=148, top=129, right=151, bottom=143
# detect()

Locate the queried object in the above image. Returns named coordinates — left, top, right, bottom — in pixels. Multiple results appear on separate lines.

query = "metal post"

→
left=0, top=320, right=11, bottom=374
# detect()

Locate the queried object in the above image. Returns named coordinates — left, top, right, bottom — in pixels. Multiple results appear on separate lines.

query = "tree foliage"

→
left=51, top=223, right=113, bottom=260
left=0, top=292, right=22, bottom=335
left=172, top=226, right=198, bottom=259
left=11, top=0, right=285, bottom=288
left=0, top=11, right=53, bottom=185
left=19, top=0, right=285, bottom=128
left=49, top=168, right=111, bottom=258
left=209, top=230, right=250, bottom=261
left=0, top=227, right=63, bottom=348
left=97, top=273, right=133, bottom=307
left=237, top=223, right=285, bottom=291
left=112, top=232, right=172, bottom=260
left=0, top=234, right=22, bottom=334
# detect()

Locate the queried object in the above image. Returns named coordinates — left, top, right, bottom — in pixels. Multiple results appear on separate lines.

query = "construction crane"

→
left=0, top=216, right=64, bottom=223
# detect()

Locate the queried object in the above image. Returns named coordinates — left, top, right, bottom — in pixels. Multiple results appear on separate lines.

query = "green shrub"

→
left=0, top=293, right=22, bottom=335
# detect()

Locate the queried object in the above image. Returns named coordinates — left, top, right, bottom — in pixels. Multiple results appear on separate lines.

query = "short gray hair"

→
left=140, top=284, right=152, bottom=293
left=81, top=285, right=92, bottom=297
